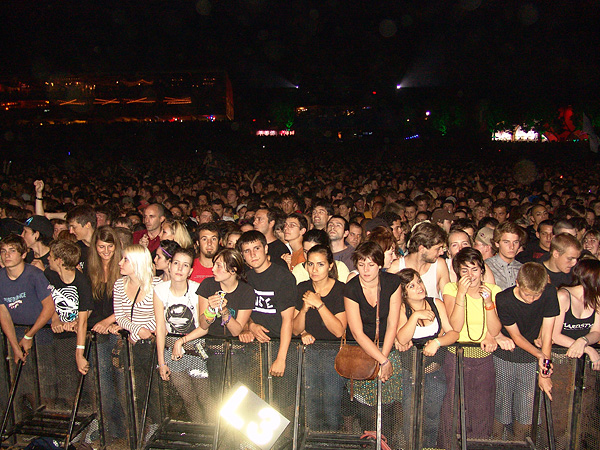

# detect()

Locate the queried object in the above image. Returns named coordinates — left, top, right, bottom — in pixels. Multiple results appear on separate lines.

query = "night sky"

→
left=0, top=1, right=599, bottom=102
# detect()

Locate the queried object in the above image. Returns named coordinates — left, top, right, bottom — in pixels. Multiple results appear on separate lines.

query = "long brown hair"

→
left=571, top=259, right=600, bottom=312
left=87, top=226, right=123, bottom=301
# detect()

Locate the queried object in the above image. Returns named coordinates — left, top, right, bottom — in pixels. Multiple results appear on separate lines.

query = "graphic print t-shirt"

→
left=246, top=263, right=297, bottom=337
left=154, top=280, right=201, bottom=334
left=44, top=268, right=94, bottom=323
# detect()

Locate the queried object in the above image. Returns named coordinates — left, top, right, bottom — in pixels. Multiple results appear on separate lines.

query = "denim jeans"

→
left=304, top=345, right=345, bottom=431
left=401, top=366, right=446, bottom=448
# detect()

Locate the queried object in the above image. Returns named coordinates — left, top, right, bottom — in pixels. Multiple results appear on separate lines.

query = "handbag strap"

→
left=374, top=281, right=381, bottom=347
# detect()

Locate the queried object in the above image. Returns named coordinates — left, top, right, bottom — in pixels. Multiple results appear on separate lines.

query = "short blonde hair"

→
left=516, top=262, right=548, bottom=293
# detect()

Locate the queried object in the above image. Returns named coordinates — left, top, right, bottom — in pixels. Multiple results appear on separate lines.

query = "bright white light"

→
left=425, top=111, right=430, bottom=116
left=396, top=84, right=402, bottom=89
left=295, top=85, right=299, bottom=89
left=220, top=386, right=248, bottom=430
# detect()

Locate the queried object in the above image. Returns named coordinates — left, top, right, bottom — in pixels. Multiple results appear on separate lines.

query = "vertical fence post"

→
left=91, top=334, right=106, bottom=449
left=292, top=343, right=303, bottom=450
left=530, top=370, right=542, bottom=447
left=411, top=347, right=424, bottom=450
left=0, top=360, right=23, bottom=443
left=376, top=378, right=382, bottom=450
left=569, top=355, right=586, bottom=450
left=212, top=339, right=230, bottom=450
left=120, top=331, right=137, bottom=450
left=457, top=347, right=467, bottom=450
left=137, top=344, right=157, bottom=450
left=64, top=334, right=93, bottom=449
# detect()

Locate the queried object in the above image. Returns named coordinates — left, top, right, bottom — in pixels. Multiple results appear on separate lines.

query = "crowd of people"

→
left=1, top=156, right=599, bottom=448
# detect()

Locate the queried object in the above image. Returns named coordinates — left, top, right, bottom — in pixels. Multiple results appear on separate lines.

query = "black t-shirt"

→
left=25, top=249, right=50, bottom=269
left=267, top=239, right=291, bottom=269
left=296, top=279, right=345, bottom=340
left=76, top=240, right=90, bottom=272
left=87, top=286, right=115, bottom=328
left=516, top=242, right=549, bottom=264
left=544, top=265, right=572, bottom=289
left=496, top=284, right=559, bottom=363
left=44, top=268, right=94, bottom=323
left=343, top=271, right=401, bottom=341
left=246, top=263, right=297, bottom=337
left=196, top=277, right=255, bottom=337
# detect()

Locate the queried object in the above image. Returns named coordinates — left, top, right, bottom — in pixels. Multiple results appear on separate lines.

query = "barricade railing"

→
left=3, top=328, right=599, bottom=450
left=0, top=325, right=104, bottom=449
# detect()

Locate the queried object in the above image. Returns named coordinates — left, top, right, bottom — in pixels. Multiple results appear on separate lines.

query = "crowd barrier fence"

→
left=1, top=326, right=599, bottom=450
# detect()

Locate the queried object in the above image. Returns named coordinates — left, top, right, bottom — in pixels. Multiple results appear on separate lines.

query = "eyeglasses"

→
left=284, top=222, right=299, bottom=229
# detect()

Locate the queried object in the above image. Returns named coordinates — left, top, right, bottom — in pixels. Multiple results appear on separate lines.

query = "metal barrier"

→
left=0, top=325, right=104, bottom=449
left=3, top=328, right=600, bottom=450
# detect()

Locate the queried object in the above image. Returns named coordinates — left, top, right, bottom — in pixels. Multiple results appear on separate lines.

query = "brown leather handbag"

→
left=334, top=285, right=381, bottom=397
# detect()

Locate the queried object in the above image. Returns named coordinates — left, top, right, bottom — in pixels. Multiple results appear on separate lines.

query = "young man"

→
left=486, top=222, right=524, bottom=290
left=237, top=231, right=297, bottom=377
left=133, top=203, right=166, bottom=254
left=492, top=200, right=511, bottom=225
left=390, top=221, right=450, bottom=299
left=311, top=200, right=333, bottom=231
left=0, top=234, right=54, bottom=364
left=190, top=222, right=220, bottom=284
left=473, top=226, right=496, bottom=260
left=327, top=215, right=355, bottom=271
left=65, top=204, right=97, bottom=268
left=45, top=240, right=94, bottom=374
left=543, top=233, right=582, bottom=289
left=21, top=215, right=54, bottom=270
left=282, top=213, right=307, bottom=270
left=494, top=262, right=559, bottom=440
left=253, top=207, right=290, bottom=268
left=517, top=219, right=553, bottom=264
left=346, top=221, right=364, bottom=250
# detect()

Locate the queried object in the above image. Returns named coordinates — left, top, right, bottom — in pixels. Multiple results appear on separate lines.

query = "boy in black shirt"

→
left=494, top=262, right=559, bottom=440
left=237, top=230, right=296, bottom=377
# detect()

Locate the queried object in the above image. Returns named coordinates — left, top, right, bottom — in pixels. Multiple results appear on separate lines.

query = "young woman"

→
left=154, top=247, right=207, bottom=423
left=344, top=241, right=401, bottom=443
left=112, top=244, right=160, bottom=423
left=175, top=248, right=254, bottom=397
left=293, top=245, right=346, bottom=431
left=160, top=219, right=194, bottom=249
left=83, top=226, right=125, bottom=442
left=440, top=247, right=503, bottom=446
left=154, top=240, right=181, bottom=282
left=552, top=258, right=600, bottom=369
left=446, top=228, right=496, bottom=284
left=396, top=268, right=458, bottom=448
left=582, top=229, right=600, bottom=259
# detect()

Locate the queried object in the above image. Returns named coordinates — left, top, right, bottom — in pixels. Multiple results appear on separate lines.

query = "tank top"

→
left=397, top=257, right=439, bottom=299
left=405, top=297, right=442, bottom=345
left=561, top=289, right=595, bottom=339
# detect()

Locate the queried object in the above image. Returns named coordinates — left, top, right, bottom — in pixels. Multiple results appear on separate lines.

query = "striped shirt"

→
left=113, top=277, right=160, bottom=343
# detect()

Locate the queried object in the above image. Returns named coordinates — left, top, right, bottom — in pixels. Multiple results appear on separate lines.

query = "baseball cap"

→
left=24, top=215, right=54, bottom=240
left=474, top=226, right=494, bottom=246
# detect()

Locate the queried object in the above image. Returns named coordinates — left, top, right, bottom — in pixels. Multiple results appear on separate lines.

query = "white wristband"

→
left=23, top=335, right=33, bottom=340
left=76, top=345, right=85, bottom=350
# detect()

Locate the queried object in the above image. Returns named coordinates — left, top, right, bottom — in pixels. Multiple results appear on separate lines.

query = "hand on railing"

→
left=495, top=333, right=515, bottom=351
left=300, top=332, right=315, bottom=345
left=480, top=334, right=498, bottom=353
left=248, top=323, right=271, bottom=343
left=158, top=364, right=171, bottom=381
left=394, top=338, right=413, bottom=352
left=77, top=354, right=90, bottom=375
left=587, top=347, right=600, bottom=371
left=92, top=317, right=115, bottom=334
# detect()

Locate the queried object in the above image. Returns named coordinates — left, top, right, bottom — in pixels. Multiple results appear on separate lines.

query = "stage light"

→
left=220, top=383, right=290, bottom=450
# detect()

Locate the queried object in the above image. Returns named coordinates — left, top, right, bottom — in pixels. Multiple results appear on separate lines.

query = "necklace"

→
left=464, top=293, right=486, bottom=342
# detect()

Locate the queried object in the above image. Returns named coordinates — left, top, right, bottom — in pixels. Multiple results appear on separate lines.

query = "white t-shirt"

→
left=154, top=280, right=201, bottom=335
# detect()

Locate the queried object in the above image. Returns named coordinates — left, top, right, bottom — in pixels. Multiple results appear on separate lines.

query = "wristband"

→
left=221, top=314, right=232, bottom=326
left=36, top=197, right=43, bottom=201
left=204, top=308, right=217, bottom=319
left=156, top=363, right=167, bottom=369
left=484, top=303, right=496, bottom=310
left=76, top=345, right=85, bottom=350
left=23, top=335, right=33, bottom=340
left=317, top=303, right=325, bottom=311
left=433, top=338, right=441, bottom=347
left=580, top=336, right=590, bottom=345
left=380, top=359, right=390, bottom=367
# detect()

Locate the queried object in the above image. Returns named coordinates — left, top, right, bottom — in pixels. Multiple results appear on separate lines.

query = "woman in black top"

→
left=552, top=258, right=600, bottom=370
left=293, top=245, right=346, bottom=431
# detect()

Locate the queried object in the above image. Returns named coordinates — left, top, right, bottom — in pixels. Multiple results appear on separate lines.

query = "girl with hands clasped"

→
left=395, top=268, right=458, bottom=449
left=293, top=245, right=346, bottom=431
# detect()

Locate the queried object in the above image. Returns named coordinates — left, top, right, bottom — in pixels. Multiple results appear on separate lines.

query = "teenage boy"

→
left=282, top=213, right=308, bottom=270
left=494, top=262, right=559, bottom=440
left=486, top=222, right=524, bottom=290
left=21, top=215, right=54, bottom=270
left=542, top=233, right=582, bottom=289
left=45, top=239, right=94, bottom=374
left=0, top=234, right=54, bottom=363
left=237, top=230, right=297, bottom=377
left=65, top=204, right=97, bottom=269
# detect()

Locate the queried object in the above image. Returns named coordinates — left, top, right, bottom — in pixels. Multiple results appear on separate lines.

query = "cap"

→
left=475, top=226, right=494, bottom=247
left=24, top=215, right=54, bottom=240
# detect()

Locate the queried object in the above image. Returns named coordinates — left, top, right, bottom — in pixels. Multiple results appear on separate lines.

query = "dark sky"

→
left=0, top=0, right=599, bottom=100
